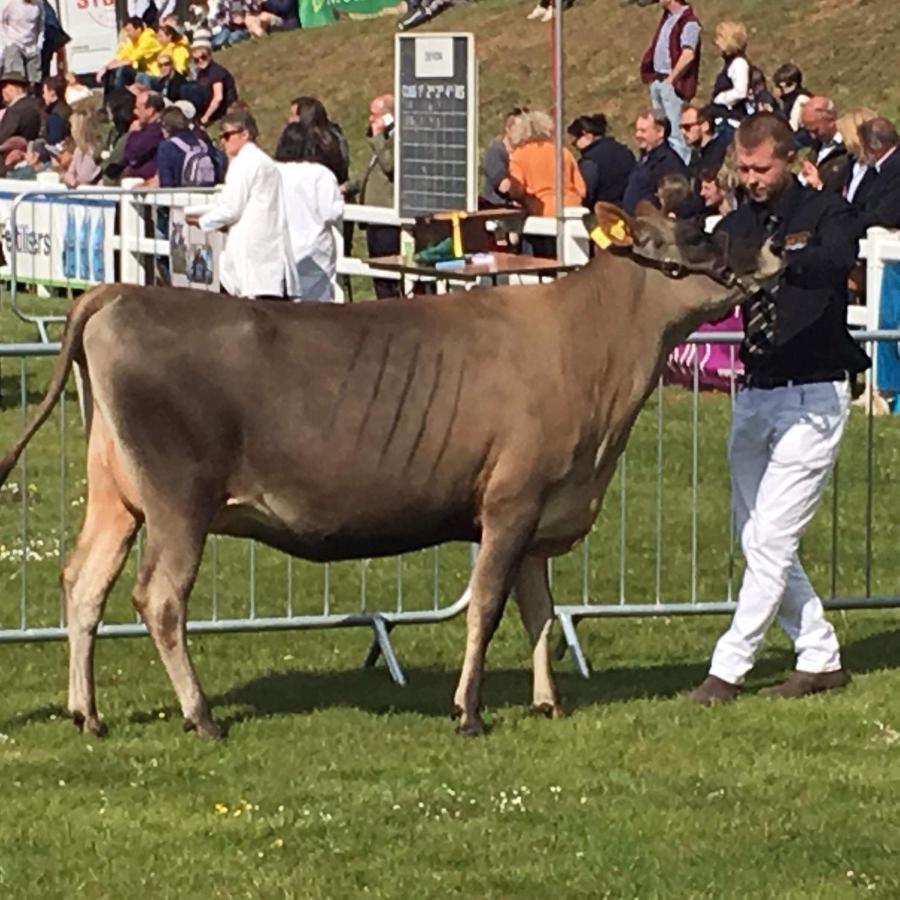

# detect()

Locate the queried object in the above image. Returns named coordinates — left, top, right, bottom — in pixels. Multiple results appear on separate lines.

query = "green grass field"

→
left=0, top=296, right=898, bottom=897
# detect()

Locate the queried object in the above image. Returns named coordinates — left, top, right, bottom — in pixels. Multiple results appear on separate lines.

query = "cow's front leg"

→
left=452, top=498, right=539, bottom=737
left=513, top=554, right=564, bottom=719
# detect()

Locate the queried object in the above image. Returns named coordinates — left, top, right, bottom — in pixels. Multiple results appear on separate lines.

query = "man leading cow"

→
left=691, top=112, right=870, bottom=706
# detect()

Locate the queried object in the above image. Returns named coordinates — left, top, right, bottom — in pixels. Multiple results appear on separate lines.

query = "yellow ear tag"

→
left=590, top=217, right=629, bottom=250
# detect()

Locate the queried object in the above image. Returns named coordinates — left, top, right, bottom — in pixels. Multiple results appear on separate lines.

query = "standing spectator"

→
left=0, top=66, right=42, bottom=173
left=698, top=165, right=738, bottom=230
left=191, top=37, right=238, bottom=127
left=525, top=0, right=575, bottom=23
left=499, top=109, right=586, bottom=257
left=357, top=93, right=399, bottom=299
left=856, top=117, right=900, bottom=231
left=640, top=0, right=702, bottom=164
left=567, top=113, right=635, bottom=207
left=286, top=96, right=348, bottom=185
left=710, top=20, right=751, bottom=123
left=0, top=0, right=44, bottom=84
left=96, top=17, right=162, bottom=94
left=682, top=104, right=729, bottom=182
left=772, top=63, right=811, bottom=133
left=690, top=112, right=868, bottom=706
left=64, top=106, right=102, bottom=187
left=156, top=105, right=220, bottom=187
left=800, top=96, right=848, bottom=194
left=123, top=91, right=165, bottom=181
left=193, top=110, right=298, bottom=298
left=275, top=122, right=344, bottom=302
left=622, top=109, right=688, bottom=214
left=836, top=108, right=879, bottom=209
left=655, top=172, right=691, bottom=217
left=39, top=0, right=70, bottom=81
left=42, top=75, right=71, bottom=145
left=480, top=108, right=524, bottom=209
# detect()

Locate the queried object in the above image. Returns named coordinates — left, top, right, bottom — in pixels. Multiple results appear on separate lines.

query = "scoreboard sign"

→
left=394, top=33, right=478, bottom=219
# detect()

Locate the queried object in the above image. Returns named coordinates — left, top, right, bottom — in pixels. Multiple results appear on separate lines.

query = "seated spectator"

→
left=96, top=17, right=163, bottom=95
left=209, top=0, right=251, bottom=49
left=261, top=0, right=295, bottom=29
left=155, top=52, right=188, bottom=101
left=190, top=37, right=238, bottom=127
left=123, top=91, right=165, bottom=181
left=480, top=108, right=524, bottom=209
left=286, top=96, right=348, bottom=185
left=0, top=66, right=42, bottom=173
left=156, top=23, right=190, bottom=74
left=656, top=172, right=692, bottom=217
left=622, top=109, right=688, bottom=215
left=856, top=117, right=900, bottom=231
left=99, top=88, right=135, bottom=184
left=499, top=109, right=586, bottom=256
left=64, top=105, right=102, bottom=187
left=275, top=122, right=344, bottom=301
left=772, top=62, right=811, bottom=132
left=682, top=104, right=729, bottom=183
left=800, top=96, right=848, bottom=193
left=567, top=113, right=635, bottom=207
left=6, top=137, right=52, bottom=180
left=49, top=136, right=75, bottom=177
left=156, top=105, right=221, bottom=187
left=836, top=108, right=879, bottom=208
left=41, top=74, right=71, bottom=144
left=244, top=0, right=284, bottom=36
left=711, top=20, right=751, bottom=123
left=0, top=0, right=44, bottom=85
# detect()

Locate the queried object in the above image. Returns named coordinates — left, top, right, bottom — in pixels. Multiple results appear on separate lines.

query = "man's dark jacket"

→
left=715, top=178, right=870, bottom=379
left=579, top=135, right=635, bottom=207
left=856, top=148, right=900, bottom=231
left=622, top=141, right=688, bottom=214
left=0, top=95, right=42, bottom=146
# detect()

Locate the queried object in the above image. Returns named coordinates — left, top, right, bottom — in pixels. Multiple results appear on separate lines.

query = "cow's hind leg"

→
left=452, top=496, right=539, bottom=737
left=131, top=527, right=219, bottom=739
left=64, top=460, right=140, bottom=736
left=513, top=554, right=563, bottom=720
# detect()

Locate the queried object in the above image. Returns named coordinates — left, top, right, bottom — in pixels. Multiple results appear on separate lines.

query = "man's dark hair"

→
left=735, top=112, right=795, bottom=160
left=142, top=92, right=165, bottom=114
left=772, top=63, right=802, bottom=89
left=858, top=117, right=899, bottom=153
left=106, top=87, right=135, bottom=134
left=42, top=75, right=66, bottom=101
left=697, top=104, right=717, bottom=129
left=125, top=16, right=144, bottom=29
left=160, top=106, right=190, bottom=136
left=159, top=24, right=182, bottom=41
left=636, top=108, right=671, bottom=141
left=567, top=113, right=608, bottom=140
left=221, top=109, right=258, bottom=141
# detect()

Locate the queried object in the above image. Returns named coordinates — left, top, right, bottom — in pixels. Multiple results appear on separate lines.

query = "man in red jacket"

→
left=640, top=0, right=702, bottom=164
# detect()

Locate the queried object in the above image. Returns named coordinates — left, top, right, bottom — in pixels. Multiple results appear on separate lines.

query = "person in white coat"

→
left=191, top=110, right=299, bottom=299
left=274, top=122, right=344, bottom=302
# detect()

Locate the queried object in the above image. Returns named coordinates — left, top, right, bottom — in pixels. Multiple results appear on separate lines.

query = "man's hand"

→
left=95, top=67, right=106, bottom=84
left=800, top=158, right=823, bottom=190
left=185, top=213, right=200, bottom=226
left=497, top=177, right=511, bottom=194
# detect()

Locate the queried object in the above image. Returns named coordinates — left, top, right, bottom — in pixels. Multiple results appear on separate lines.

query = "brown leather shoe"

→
left=760, top=669, right=851, bottom=699
left=689, top=675, right=739, bottom=706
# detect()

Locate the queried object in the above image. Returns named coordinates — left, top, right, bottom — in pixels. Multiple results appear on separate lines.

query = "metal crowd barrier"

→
left=0, top=335, right=897, bottom=684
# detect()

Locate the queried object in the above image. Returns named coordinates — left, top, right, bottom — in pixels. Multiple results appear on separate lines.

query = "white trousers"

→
left=709, top=380, right=851, bottom=684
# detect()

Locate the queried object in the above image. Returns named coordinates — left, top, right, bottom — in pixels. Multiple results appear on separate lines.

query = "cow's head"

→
left=590, top=201, right=782, bottom=311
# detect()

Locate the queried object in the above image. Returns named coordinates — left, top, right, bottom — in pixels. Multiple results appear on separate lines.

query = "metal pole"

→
left=552, top=0, right=565, bottom=262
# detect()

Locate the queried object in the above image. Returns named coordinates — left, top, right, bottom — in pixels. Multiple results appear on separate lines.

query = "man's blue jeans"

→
left=649, top=79, right=691, bottom=163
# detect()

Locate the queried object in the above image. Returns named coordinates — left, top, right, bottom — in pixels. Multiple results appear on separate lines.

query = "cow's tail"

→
left=0, top=286, right=118, bottom=488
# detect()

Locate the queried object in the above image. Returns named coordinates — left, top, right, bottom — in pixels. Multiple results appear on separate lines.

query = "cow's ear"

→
left=590, top=202, right=636, bottom=250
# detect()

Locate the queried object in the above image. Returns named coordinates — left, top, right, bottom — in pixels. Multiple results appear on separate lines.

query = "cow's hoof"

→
left=184, top=717, right=223, bottom=741
left=71, top=711, right=107, bottom=737
left=530, top=702, right=565, bottom=720
left=455, top=716, right=486, bottom=738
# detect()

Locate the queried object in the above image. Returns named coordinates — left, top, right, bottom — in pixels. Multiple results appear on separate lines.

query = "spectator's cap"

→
left=65, top=82, right=93, bottom=106
left=191, top=29, right=212, bottom=51
left=174, top=99, right=197, bottom=121
left=0, top=66, right=30, bottom=86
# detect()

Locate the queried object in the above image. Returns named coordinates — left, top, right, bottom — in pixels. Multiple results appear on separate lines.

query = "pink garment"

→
left=66, top=147, right=101, bottom=187
left=665, top=306, right=744, bottom=392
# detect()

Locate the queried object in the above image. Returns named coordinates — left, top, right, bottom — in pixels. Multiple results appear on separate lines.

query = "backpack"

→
left=170, top=136, right=217, bottom=187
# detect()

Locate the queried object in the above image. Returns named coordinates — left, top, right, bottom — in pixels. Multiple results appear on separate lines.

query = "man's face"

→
left=571, top=132, right=593, bottom=152
left=634, top=116, right=665, bottom=152
left=220, top=125, right=248, bottom=159
left=700, top=178, right=725, bottom=208
left=368, top=100, right=383, bottom=128
left=774, top=80, right=795, bottom=100
left=124, top=23, right=140, bottom=42
left=679, top=111, right=704, bottom=149
left=135, top=96, right=157, bottom=125
left=191, top=49, right=211, bottom=70
left=802, top=106, right=836, bottom=142
left=41, top=83, right=56, bottom=106
left=736, top=138, right=793, bottom=203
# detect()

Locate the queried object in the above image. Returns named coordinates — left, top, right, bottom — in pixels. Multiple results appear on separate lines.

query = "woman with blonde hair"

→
left=837, top=107, right=879, bottom=207
left=498, top=109, right=586, bottom=256
left=64, top=103, right=102, bottom=187
left=711, top=20, right=751, bottom=122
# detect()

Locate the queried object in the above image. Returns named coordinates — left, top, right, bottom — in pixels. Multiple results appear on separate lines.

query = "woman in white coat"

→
left=194, top=110, right=299, bottom=299
left=274, top=122, right=344, bottom=302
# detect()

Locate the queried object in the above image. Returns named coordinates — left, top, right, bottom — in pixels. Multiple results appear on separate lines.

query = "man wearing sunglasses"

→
left=189, top=110, right=298, bottom=299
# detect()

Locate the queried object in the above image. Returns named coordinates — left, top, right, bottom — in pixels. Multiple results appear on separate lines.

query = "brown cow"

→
left=0, top=203, right=778, bottom=739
